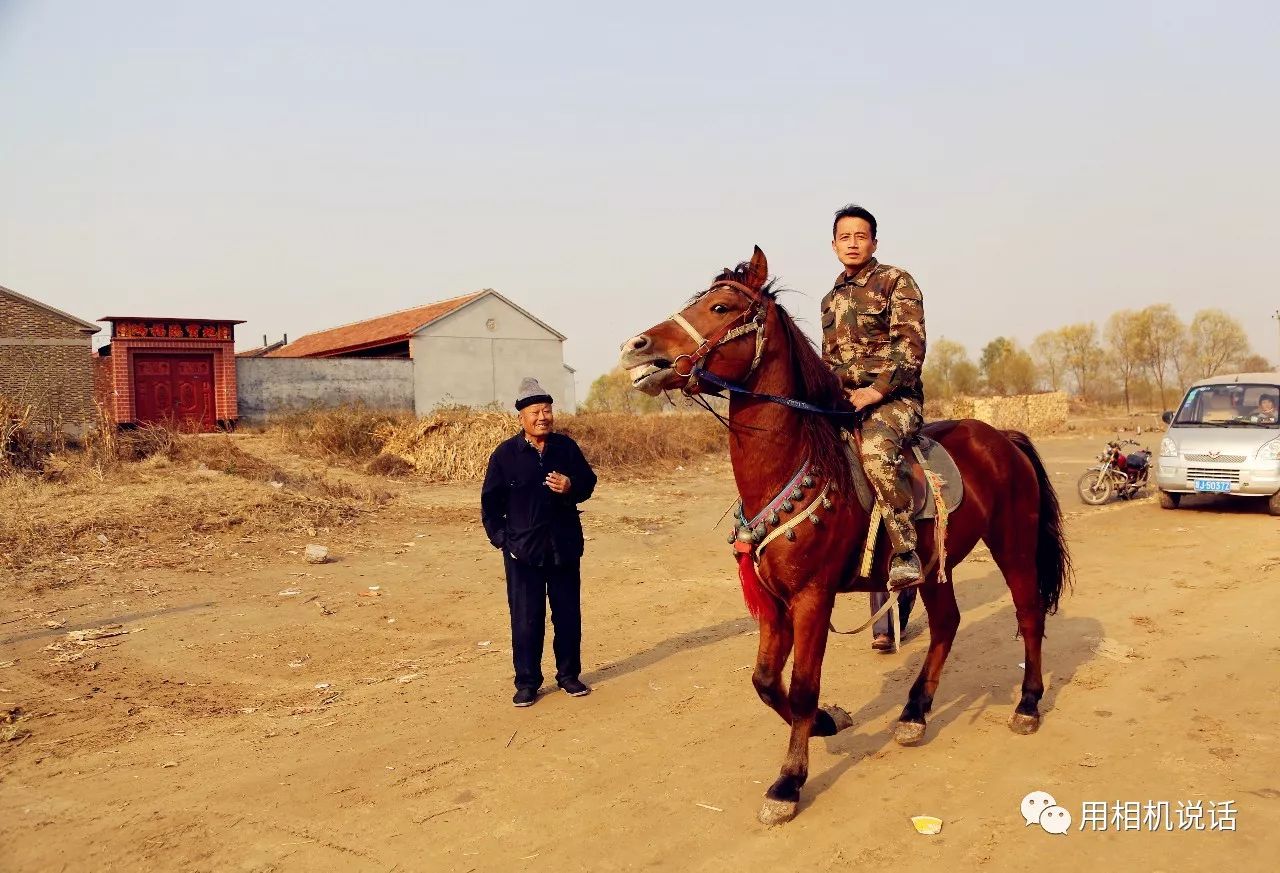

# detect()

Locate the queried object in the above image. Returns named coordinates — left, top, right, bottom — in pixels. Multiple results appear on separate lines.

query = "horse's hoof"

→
left=822, top=705, right=854, bottom=733
left=1009, top=712, right=1041, bottom=735
left=894, top=720, right=926, bottom=746
left=813, top=704, right=853, bottom=737
left=758, top=797, right=799, bottom=826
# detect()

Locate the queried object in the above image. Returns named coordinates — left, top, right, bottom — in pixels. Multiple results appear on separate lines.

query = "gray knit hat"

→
left=514, top=376, right=554, bottom=411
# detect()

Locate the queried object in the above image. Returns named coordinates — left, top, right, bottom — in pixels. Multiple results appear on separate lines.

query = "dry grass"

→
left=0, top=396, right=191, bottom=481
left=262, top=405, right=726, bottom=481
left=0, top=425, right=391, bottom=582
left=1, top=403, right=725, bottom=583
left=371, top=407, right=726, bottom=481
left=272, top=406, right=414, bottom=461
left=0, top=468, right=384, bottom=584
left=365, top=453, right=416, bottom=478
left=1, top=396, right=64, bottom=475
left=558, top=413, right=726, bottom=476
left=172, top=433, right=386, bottom=501
left=375, top=409, right=517, bottom=481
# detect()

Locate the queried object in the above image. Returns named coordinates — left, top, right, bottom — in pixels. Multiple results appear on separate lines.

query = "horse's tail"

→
left=1004, top=430, right=1073, bottom=616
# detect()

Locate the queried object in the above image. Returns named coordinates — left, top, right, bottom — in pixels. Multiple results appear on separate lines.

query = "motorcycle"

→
left=1077, top=438, right=1151, bottom=505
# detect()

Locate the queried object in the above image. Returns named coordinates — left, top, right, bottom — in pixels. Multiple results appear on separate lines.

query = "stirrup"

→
left=888, top=552, right=923, bottom=590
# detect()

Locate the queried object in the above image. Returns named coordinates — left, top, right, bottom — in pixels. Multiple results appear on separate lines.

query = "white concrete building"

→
left=262, top=289, right=575, bottom=413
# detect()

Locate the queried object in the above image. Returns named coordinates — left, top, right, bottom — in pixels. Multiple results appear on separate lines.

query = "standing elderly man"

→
left=821, top=204, right=928, bottom=596
left=481, top=377, right=598, bottom=707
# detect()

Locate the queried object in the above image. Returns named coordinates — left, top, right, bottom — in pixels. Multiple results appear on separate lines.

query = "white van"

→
left=1155, top=372, right=1280, bottom=515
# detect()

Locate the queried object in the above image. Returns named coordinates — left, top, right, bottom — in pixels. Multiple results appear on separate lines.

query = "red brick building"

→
left=96, top=316, right=242, bottom=431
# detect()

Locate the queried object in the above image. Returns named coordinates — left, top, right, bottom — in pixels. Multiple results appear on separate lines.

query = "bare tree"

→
left=979, top=337, right=1039, bottom=396
left=923, top=337, right=975, bottom=401
left=1236, top=353, right=1273, bottom=373
left=1030, top=330, right=1067, bottom=392
left=1105, top=310, right=1144, bottom=412
left=1171, top=332, right=1195, bottom=391
left=1010, top=350, right=1039, bottom=394
left=1058, top=323, right=1102, bottom=400
left=1187, top=309, right=1250, bottom=379
left=1134, top=305, right=1185, bottom=409
left=583, top=368, right=665, bottom=413
left=979, top=337, right=1013, bottom=395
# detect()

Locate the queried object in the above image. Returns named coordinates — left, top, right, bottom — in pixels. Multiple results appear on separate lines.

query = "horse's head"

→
left=620, top=246, right=772, bottom=396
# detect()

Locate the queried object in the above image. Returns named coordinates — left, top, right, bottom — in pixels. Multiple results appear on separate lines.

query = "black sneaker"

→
left=512, top=687, right=537, bottom=707
left=558, top=678, right=591, bottom=697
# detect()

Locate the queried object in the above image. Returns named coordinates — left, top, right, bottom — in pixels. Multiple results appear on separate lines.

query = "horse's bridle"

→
left=666, top=279, right=769, bottom=392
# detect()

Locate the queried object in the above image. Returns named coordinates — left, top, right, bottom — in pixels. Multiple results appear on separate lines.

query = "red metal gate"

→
left=133, top=354, right=217, bottom=431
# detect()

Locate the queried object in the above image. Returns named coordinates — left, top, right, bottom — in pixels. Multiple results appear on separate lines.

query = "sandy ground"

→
left=2, top=431, right=1277, bottom=871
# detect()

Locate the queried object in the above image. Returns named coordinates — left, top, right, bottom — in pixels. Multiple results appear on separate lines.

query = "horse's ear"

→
left=745, top=245, right=769, bottom=291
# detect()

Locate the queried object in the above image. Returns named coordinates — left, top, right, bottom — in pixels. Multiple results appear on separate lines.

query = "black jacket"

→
left=481, top=432, right=597, bottom=565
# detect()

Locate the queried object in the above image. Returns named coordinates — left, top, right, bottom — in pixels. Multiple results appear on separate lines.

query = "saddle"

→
left=844, top=430, right=964, bottom=520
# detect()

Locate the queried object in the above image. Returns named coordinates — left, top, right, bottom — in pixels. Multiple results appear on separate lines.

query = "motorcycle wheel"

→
left=1077, top=470, right=1113, bottom=505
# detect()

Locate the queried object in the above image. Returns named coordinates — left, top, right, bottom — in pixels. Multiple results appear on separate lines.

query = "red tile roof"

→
left=266, top=292, right=485, bottom=358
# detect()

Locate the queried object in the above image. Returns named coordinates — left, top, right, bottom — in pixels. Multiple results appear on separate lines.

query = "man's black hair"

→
left=832, top=204, right=877, bottom=240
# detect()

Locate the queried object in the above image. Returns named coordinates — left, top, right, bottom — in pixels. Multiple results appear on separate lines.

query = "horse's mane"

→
left=711, top=264, right=854, bottom=493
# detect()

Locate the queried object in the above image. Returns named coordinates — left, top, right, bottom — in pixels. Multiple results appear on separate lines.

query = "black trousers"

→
left=504, top=553, right=582, bottom=691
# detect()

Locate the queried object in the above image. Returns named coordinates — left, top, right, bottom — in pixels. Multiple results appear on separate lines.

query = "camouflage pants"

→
left=860, top=395, right=923, bottom=555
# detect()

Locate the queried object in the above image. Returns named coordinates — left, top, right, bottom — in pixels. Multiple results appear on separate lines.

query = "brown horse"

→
left=619, top=247, right=1071, bottom=825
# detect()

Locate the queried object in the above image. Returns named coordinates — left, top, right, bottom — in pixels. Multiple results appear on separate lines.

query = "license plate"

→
left=1194, top=479, right=1232, bottom=493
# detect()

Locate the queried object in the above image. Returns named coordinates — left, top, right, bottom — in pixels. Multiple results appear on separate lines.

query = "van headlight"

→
left=1259, top=438, right=1280, bottom=461
left=1160, top=437, right=1178, bottom=458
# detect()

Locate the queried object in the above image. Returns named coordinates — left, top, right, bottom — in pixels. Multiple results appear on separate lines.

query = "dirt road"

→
left=2, top=434, right=1276, bottom=870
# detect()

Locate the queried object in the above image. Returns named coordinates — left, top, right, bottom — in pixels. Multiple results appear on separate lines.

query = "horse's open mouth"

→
left=627, top=360, right=673, bottom=395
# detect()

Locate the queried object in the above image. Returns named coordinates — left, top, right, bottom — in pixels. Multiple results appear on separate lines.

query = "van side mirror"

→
left=1161, top=411, right=1174, bottom=424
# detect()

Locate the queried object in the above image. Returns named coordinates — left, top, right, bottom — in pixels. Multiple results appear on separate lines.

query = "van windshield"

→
left=1173, top=383, right=1280, bottom=427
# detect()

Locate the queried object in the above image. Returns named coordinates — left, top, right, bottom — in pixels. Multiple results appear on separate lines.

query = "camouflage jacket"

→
left=820, top=259, right=926, bottom=402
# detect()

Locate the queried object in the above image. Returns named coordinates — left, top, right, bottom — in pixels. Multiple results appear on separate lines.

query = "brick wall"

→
left=92, top=356, right=115, bottom=423
left=215, top=346, right=237, bottom=421
left=0, top=292, right=98, bottom=433
left=0, top=292, right=88, bottom=340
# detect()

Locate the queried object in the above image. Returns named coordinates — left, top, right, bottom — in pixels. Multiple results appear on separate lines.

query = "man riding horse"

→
left=620, top=243, right=1069, bottom=824
left=821, top=204, right=927, bottom=591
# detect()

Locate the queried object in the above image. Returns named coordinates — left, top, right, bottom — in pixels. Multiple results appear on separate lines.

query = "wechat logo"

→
left=1022, top=790, right=1072, bottom=835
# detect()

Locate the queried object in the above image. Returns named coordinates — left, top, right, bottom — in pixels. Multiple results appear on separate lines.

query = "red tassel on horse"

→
left=734, top=542, right=776, bottom=623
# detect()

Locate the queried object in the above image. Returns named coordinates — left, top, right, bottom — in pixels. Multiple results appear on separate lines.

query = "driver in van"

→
left=1251, top=395, right=1277, bottom=424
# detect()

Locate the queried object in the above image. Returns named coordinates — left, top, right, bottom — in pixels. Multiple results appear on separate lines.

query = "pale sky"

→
left=2, top=1, right=1278, bottom=393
